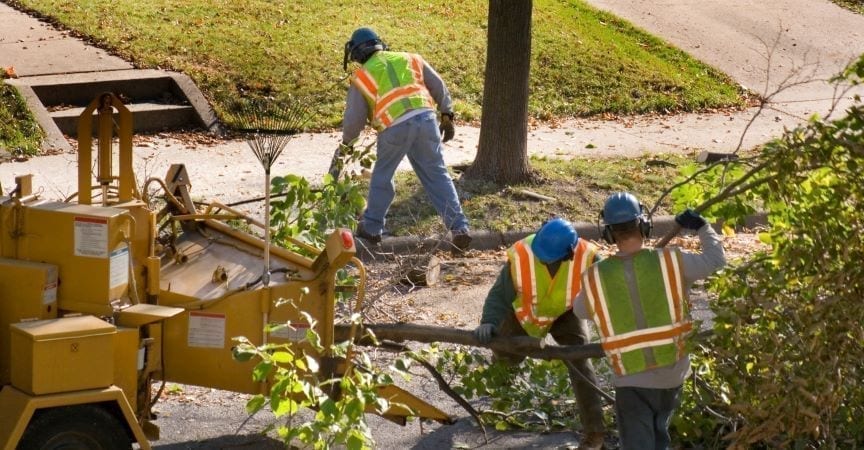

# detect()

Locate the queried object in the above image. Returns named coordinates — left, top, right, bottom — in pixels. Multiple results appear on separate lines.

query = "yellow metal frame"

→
left=76, top=92, right=135, bottom=206
left=0, top=385, right=150, bottom=450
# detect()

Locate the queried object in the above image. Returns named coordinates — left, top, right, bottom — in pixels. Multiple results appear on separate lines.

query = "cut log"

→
left=399, top=255, right=441, bottom=287
left=334, top=323, right=604, bottom=360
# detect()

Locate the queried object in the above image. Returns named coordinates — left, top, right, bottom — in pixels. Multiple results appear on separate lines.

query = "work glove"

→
left=439, top=113, right=455, bottom=143
left=473, top=323, right=495, bottom=344
left=327, top=142, right=353, bottom=180
left=675, top=208, right=707, bottom=230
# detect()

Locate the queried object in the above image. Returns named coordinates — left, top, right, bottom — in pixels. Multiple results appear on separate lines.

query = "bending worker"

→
left=572, top=192, right=726, bottom=449
left=473, top=218, right=607, bottom=449
left=340, top=27, right=470, bottom=252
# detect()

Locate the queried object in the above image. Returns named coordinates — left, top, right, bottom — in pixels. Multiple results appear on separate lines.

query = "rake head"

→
left=227, top=97, right=314, bottom=171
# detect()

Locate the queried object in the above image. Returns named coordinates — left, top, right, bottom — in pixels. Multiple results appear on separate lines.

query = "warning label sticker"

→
left=74, top=217, right=108, bottom=258
left=42, top=282, right=57, bottom=305
left=269, top=322, right=310, bottom=342
left=109, top=245, right=129, bottom=289
left=188, top=312, right=226, bottom=348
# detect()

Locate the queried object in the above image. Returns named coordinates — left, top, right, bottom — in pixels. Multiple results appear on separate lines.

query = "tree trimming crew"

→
left=572, top=192, right=726, bottom=449
left=473, top=218, right=608, bottom=449
left=340, top=27, right=470, bottom=253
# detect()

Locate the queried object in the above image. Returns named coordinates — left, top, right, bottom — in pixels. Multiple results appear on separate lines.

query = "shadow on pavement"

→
left=389, top=417, right=585, bottom=450
left=152, top=434, right=284, bottom=449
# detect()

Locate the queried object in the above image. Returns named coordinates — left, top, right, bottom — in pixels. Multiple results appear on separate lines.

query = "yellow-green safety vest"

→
left=350, top=51, right=435, bottom=131
left=508, top=236, right=598, bottom=338
left=582, top=247, right=692, bottom=376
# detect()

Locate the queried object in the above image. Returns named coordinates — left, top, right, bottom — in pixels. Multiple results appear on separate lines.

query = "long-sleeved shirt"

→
left=572, top=224, right=726, bottom=388
left=341, top=53, right=454, bottom=144
left=481, top=253, right=600, bottom=328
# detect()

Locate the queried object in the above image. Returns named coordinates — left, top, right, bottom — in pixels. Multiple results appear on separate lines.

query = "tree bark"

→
left=334, top=323, right=605, bottom=360
left=464, top=0, right=534, bottom=185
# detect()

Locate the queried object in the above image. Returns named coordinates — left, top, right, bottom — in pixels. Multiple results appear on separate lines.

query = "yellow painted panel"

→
left=10, top=316, right=115, bottom=395
left=0, top=259, right=58, bottom=385
left=113, top=327, right=139, bottom=413
left=115, top=304, right=183, bottom=328
left=1, top=202, right=132, bottom=314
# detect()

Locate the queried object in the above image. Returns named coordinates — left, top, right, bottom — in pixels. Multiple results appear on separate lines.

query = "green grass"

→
left=383, top=154, right=688, bottom=236
left=8, top=0, right=743, bottom=137
left=832, top=0, right=864, bottom=14
left=0, top=83, right=43, bottom=155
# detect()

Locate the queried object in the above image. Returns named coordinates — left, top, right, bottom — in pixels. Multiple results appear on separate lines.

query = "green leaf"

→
left=246, top=394, right=266, bottom=413
left=271, top=351, right=294, bottom=364
left=252, top=362, right=274, bottom=382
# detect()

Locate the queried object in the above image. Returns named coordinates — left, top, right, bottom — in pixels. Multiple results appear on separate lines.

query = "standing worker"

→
left=572, top=192, right=726, bottom=449
left=473, top=218, right=607, bottom=449
left=340, top=27, right=470, bottom=252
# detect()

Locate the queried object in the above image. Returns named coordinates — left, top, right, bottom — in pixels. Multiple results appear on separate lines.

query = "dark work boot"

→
left=354, top=222, right=381, bottom=245
left=451, top=230, right=472, bottom=255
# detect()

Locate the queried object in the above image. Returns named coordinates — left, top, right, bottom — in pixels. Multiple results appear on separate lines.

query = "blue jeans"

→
left=361, top=110, right=469, bottom=235
left=614, top=385, right=683, bottom=450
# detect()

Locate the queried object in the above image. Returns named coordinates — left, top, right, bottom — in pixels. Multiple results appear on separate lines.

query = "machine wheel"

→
left=18, top=404, right=132, bottom=450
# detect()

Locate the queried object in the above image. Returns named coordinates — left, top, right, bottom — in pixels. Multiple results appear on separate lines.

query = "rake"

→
left=228, top=97, right=313, bottom=285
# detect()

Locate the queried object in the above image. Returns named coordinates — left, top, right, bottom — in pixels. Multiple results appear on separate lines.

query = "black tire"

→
left=18, top=404, right=132, bottom=450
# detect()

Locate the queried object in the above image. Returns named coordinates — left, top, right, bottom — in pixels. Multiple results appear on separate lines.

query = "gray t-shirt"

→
left=572, top=224, right=726, bottom=388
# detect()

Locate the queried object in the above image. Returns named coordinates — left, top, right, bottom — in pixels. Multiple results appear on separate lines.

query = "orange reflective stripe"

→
left=513, top=241, right=535, bottom=322
left=353, top=70, right=378, bottom=98
left=601, top=322, right=693, bottom=352
left=662, top=249, right=683, bottom=322
left=610, top=353, right=624, bottom=374
left=373, top=84, right=425, bottom=119
left=410, top=55, right=424, bottom=83
left=567, top=241, right=591, bottom=306
left=587, top=270, right=612, bottom=338
left=379, top=111, right=393, bottom=127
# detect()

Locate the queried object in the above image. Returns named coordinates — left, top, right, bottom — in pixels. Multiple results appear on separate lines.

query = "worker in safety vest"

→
left=572, top=192, right=726, bottom=449
left=340, top=27, right=470, bottom=253
left=473, top=218, right=607, bottom=449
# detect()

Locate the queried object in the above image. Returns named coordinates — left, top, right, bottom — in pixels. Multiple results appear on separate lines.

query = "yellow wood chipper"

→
left=0, top=93, right=450, bottom=449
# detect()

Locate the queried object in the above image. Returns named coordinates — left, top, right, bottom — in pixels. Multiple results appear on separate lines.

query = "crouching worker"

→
left=473, top=218, right=607, bottom=449
left=572, top=192, right=726, bottom=449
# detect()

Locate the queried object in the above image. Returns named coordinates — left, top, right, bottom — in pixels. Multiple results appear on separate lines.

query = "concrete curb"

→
left=357, top=213, right=768, bottom=261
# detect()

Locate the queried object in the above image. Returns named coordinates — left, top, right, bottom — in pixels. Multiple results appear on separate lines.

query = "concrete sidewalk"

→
left=0, top=2, right=130, bottom=77
left=1, top=0, right=862, bottom=222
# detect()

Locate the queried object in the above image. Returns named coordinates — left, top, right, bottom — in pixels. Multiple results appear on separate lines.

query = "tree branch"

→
left=333, top=323, right=605, bottom=360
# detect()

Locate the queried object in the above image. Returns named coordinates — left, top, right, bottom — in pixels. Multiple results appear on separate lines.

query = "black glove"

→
left=439, top=114, right=455, bottom=143
left=473, top=323, right=495, bottom=344
left=675, top=208, right=707, bottom=230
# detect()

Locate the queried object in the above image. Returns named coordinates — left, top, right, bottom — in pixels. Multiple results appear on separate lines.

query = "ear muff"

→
left=598, top=211, right=615, bottom=244
left=638, top=203, right=653, bottom=239
left=343, top=41, right=351, bottom=71
left=602, top=226, right=615, bottom=244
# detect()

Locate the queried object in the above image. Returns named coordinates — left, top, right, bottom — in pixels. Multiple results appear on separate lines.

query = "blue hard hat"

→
left=531, top=218, right=578, bottom=263
left=344, top=27, right=385, bottom=69
left=602, top=192, right=644, bottom=225
left=349, top=28, right=380, bottom=49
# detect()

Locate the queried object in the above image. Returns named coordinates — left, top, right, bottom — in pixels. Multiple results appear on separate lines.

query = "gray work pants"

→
left=614, top=385, right=683, bottom=450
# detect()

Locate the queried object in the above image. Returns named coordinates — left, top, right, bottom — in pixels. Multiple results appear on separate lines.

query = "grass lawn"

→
left=0, top=83, right=43, bottom=155
left=384, top=153, right=691, bottom=236
left=3, top=0, right=744, bottom=153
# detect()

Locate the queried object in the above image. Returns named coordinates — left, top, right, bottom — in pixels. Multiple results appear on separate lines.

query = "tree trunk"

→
left=464, top=0, right=534, bottom=185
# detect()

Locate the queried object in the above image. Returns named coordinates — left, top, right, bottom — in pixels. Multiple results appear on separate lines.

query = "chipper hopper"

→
left=0, top=93, right=450, bottom=449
